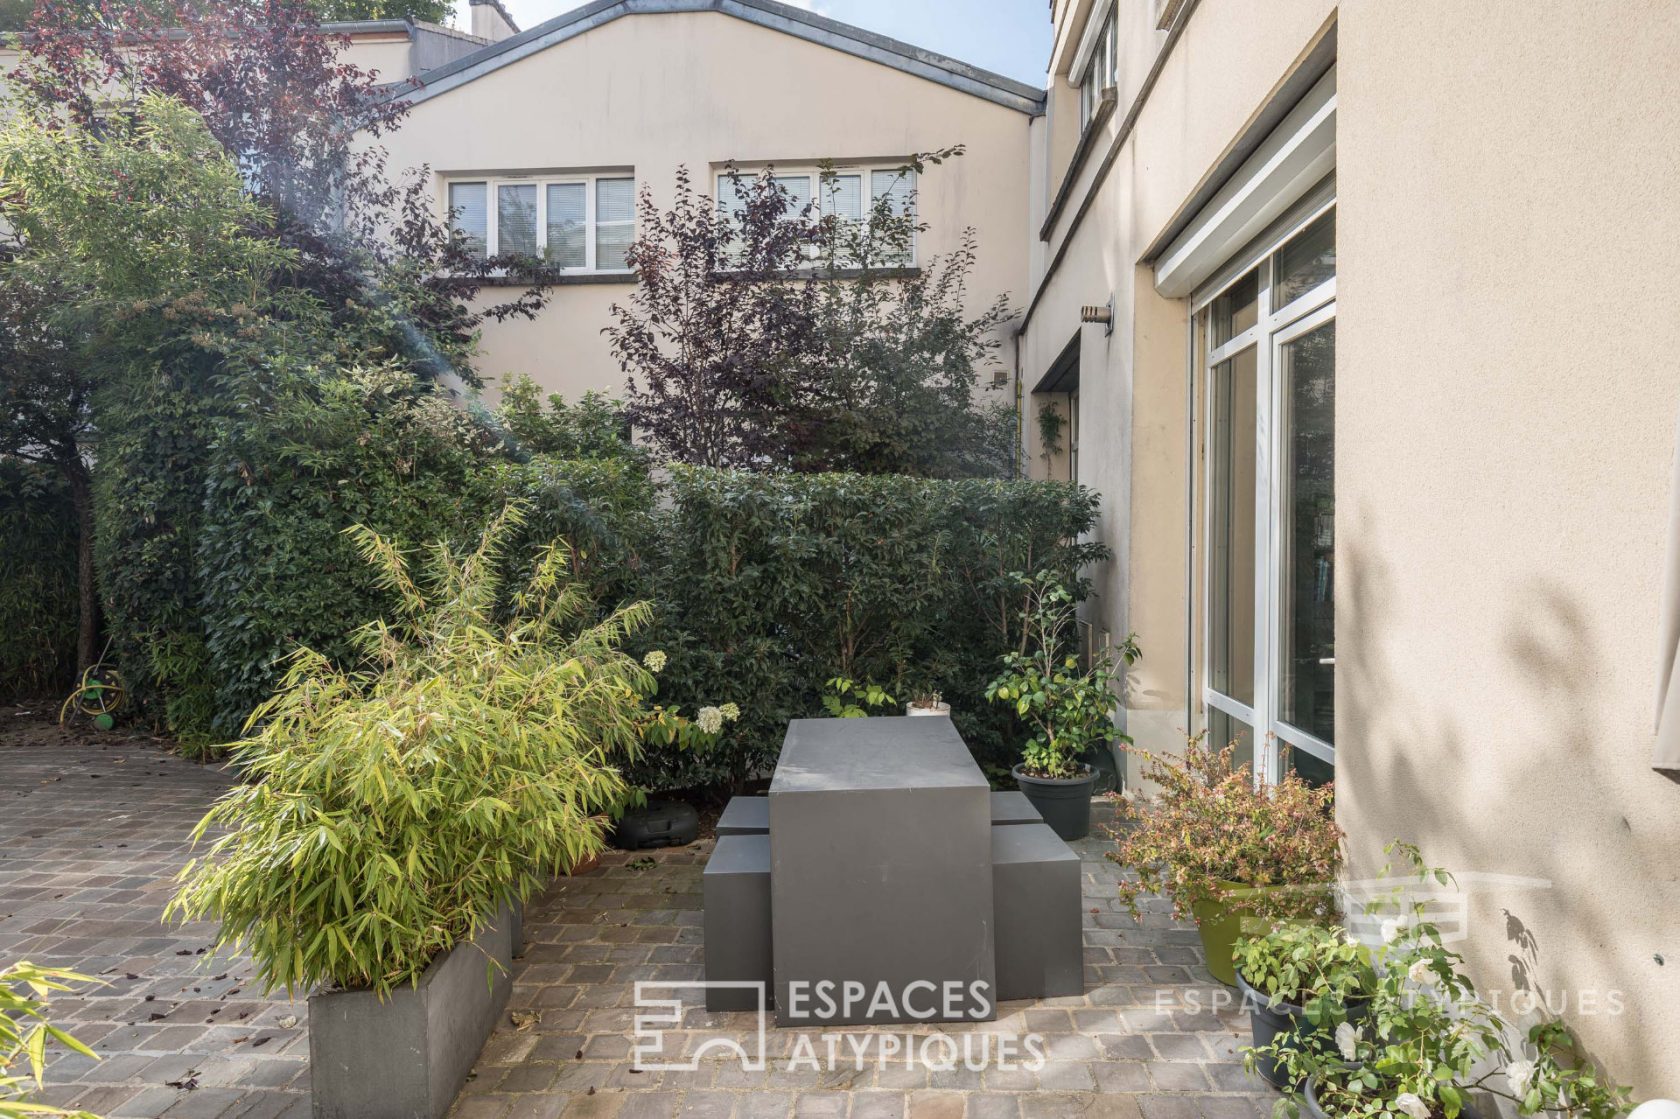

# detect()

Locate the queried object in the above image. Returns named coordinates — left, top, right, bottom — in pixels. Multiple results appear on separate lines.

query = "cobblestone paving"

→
left=2, top=719, right=1276, bottom=1119
left=453, top=806, right=1277, bottom=1119
left=0, top=718, right=310, bottom=1118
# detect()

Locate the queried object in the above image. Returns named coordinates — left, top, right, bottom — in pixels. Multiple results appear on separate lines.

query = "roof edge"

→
left=399, top=0, right=1047, bottom=116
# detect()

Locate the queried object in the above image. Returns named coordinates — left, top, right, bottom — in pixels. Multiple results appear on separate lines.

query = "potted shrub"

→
left=1232, top=923, right=1374, bottom=1088
left=1108, top=737, right=1340, bottom=985
left=169, top=508, right=716, bottom=1119
left=1256, top=849, right=1632, bottom=1119
left=906, top=690, right=950, bottom=717
left=985, top=574, right=1140, bottom=840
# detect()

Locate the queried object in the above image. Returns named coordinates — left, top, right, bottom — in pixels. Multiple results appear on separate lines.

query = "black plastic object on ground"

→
left=611, top=799, right=700, bottom=849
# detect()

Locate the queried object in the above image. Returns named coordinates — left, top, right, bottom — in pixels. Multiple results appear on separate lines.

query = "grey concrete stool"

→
left=716, top=795, right=769, bottom=836
left=991, top=822, right=1083, bottom=1001
left=701, top=834, right=772, bottom=1010
left=990, top=790, right=1043, bottom=826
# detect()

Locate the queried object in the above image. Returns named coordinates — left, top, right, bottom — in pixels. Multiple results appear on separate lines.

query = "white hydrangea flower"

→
left=1335, top=1021, right=1359, bottom=1062
left=1381, top=918, right=1407, bottom=943
left=1407, top=958, right=1438, bottom=987
left=643, top=650, right=668, bottom=673
left=1394, top=1093, right=1430, bottom=1119
left=719, top=702, right=740, bottom=721
left=696, top=706, right=724, bottom=734
left=1506, top=1059, right=1537, bottom=1098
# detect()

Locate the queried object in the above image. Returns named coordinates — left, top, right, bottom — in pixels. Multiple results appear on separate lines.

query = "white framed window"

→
left=447, top=172, right=636, bottom=272
left=715, top=164, right=917, bottom=267
left=1197, top=187, right=1336, bottom=788
left=1074, top=1, right=1119, bottom=130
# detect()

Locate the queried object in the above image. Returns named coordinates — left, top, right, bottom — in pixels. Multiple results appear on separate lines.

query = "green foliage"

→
left=0, top=461, right=78, bottom=701
left=1109, top=736, right=1343, bottom=924
left=820, top=677, right=897, bottom=718
left=0, top=95, right=289, bottom=320
left=984, top=573, right=1139, bottom=778
left=309, top=0, right=453, bottom=21
left=495, top=377, right=641, bottom=463
left=1255, top=847, right=1632, bottom=1119
left=168, top=508, right=656, bottom=996
left=196, top=364, right=502, bottom=735
left=0, top=961, right=100, bottom=1119
left=0, top=94, right=298, bottom=737
left=646, top=467, right=1107, bottom=787
left=1232, top=923, right=1373, bottom=1023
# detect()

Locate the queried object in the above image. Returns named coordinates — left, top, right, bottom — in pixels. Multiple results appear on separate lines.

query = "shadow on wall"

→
left=1339, top=520, right=1671, bottom=1095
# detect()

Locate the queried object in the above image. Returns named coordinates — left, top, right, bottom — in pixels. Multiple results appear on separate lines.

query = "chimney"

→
left=469, top=0, right=518, bottom=42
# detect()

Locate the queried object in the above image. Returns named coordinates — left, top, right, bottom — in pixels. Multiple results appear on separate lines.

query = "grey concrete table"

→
left=768, top=717, right=996, bottom=1025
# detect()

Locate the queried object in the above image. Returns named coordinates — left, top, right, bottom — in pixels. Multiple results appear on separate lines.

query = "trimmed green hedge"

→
left=0, top=459, right=79, bottom=701
left=9, top=366, right=1107, bottom=788
left=642, top=467, right=1106, bottom=788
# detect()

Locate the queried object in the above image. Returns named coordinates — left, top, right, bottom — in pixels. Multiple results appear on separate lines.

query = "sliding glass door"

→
left=1198, top=195, right=1336, bottom=785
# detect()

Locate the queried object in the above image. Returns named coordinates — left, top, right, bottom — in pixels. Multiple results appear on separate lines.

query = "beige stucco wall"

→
left=374, top=9, right=1035, bottom=404
left=1335, top=0, right=1680, bottom=1097
left=1026, top=0, right=1680, bottom=1098
left=1019, top=0, right=1337, bottom=780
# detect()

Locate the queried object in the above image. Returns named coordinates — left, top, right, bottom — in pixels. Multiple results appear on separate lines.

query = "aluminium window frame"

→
left=1193, top=182, right=1337, bottom=788
left=713, top=163, right=919, bottom=268
left=445, top=171, right=636, bottom=274
left=1073, top=0, right=1119, bottom=131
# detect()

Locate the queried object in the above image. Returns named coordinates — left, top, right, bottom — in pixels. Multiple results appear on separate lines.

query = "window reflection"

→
left=1277, top=319, right=1335, bottom=745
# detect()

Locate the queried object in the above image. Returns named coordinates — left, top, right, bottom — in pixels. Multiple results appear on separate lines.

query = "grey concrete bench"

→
left=989, top=790, right=1043, bottom=826
left=717, top=791, right=1041, bottom=837
left=991, top=822, right=1083, bottom=1001
left=716, top=795, right=769, bottom=836
left=701, top=834, right=771, bottom=1011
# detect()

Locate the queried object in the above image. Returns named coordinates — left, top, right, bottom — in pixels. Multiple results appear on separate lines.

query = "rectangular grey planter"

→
left=308, top=901, right=515, bottom=1119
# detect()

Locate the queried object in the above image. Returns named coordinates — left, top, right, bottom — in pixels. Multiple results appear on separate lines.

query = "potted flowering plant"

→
left=1109, top=736, right=1341, bottom=985
left=1233, top=923, right=1375, bottom=1087
left=986, top=573, right=1140, bottom=840
left=1253, top=846, right=1632, bottom=1119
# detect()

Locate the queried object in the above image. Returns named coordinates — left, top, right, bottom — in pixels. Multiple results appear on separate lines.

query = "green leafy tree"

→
left=0, top=95, right=292, bottom=686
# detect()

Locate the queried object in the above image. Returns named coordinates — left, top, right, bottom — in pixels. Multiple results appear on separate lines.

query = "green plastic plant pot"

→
left=1189, top=880, right=1259, bottom=986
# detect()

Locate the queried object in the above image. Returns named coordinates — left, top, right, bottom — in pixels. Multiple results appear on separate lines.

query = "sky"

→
left=447, top=0, right=1052, bottom=87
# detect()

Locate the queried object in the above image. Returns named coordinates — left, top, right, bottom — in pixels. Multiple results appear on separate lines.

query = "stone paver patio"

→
left=1, top=719, right=1276, bottom=1119
left=0, top=719, right=310, bottom=1118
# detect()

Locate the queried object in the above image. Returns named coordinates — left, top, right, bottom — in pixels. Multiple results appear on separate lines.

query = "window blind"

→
left=449, top=181, right=488, bottom=258
left=546, top=182, right=587, bottom=269
left=497, top=183, right=538, bottom=257
left=595, top=177, right=636, bottom=271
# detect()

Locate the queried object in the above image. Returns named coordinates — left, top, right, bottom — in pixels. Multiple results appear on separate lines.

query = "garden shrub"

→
left=646, top=467, right=1107, bottom=787
left=92, top=351, right=229, bottom=745
left=169, top=509, right=656, bottom=996
left=194, top=367, right=662, bottom=734
left=196, top=364, right=503, bottom=735
left=0, top=459, right=79, bottom=701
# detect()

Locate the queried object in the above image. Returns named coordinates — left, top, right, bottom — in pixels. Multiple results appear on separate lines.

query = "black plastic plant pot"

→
left=1236, top=969, right=1369, bottom=1090
left=1012, top=763, right=1097, bottom=841
left=1304, top=1078, right=1333, bottom=1119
